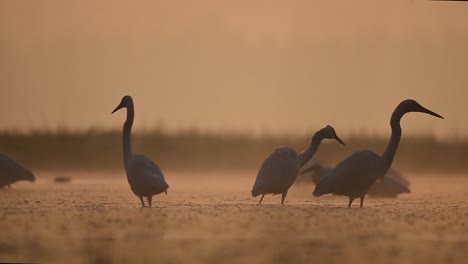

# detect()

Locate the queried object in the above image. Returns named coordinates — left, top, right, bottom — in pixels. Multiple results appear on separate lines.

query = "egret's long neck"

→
left=298, top=134, right=323, bottom=167
left=381, top=109, right=403, bottom=170
left=122, top=102, right=134, bottom=169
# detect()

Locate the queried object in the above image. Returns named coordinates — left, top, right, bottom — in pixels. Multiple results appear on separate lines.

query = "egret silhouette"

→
left=299, top=161, right=410, bottom=197
left=112, top=95, right=169, bottom=207
left=313, top=99, right=443, bottom=207
left=0, top=153, right=35, bottom=188
left=252, top=125, right=344, bottom=205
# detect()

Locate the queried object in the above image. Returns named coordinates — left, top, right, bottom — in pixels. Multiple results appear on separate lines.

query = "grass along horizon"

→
left=0, top=127, right=466, bottom=174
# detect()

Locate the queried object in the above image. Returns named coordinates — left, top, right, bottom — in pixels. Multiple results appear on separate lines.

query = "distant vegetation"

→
left=0, top=128, right=466, bottom=174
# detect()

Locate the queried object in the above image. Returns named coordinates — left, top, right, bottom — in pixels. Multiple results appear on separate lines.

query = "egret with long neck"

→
left=120, top=96, right=134, bottom=170
left=251, top=125, right=344, bottom=205
left=313, top=99, right=443, bottom=208
left=112, top=95, right=169, bottom=207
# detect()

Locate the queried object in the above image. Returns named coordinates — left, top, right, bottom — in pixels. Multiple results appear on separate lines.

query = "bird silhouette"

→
left=252, top=125, right=344, bottom=205
left=112, top=95, right=169, bottom=207
left=0, top=153, right=35, bottom=188
left=313, top=99, right=443, bottom=208
left=299, top=160, right=410, bottom=197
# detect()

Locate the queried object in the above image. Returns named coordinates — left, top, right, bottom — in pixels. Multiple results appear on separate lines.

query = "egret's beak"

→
left=420, top=106, right=444, bottom=119
left=111, top=103, right=123, bottom=114
left=335, top=135, right=345, bottom=145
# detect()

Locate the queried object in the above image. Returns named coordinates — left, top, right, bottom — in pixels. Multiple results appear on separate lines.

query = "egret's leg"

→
left=147, top=196, right=153, bottom=208
left=348, top=197, right=354, bottom=208
left=139, top=196, right=146, bottom=207
left=359, top=195, right=366, bottom=208
left=281, top=192, right=288, bottom=205
left=258, top=194, right=265, bottom=204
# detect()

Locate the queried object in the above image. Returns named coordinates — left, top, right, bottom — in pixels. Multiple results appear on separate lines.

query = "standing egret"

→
left=112, top=95, right=169, bottom=207
left=251, top=125, right=345, bottom=205
left=0, top=153, right=35, bottom=188
left=313, top=99, right=443, bottom=207
left=298, top=161, right=411, bottom=197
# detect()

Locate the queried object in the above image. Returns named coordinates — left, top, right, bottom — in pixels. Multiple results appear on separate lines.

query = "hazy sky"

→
left=1, top=0, right=467, bottom=138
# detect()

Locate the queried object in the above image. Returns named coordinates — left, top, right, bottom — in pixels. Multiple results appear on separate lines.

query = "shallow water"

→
left=1, top=171, right=467, bottom=263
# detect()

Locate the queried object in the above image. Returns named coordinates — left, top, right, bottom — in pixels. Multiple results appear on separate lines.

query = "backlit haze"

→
left=1, top=0, right=467, bottom=138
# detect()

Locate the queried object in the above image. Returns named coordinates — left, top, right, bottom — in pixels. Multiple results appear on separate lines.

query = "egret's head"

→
left=313, top=125, right=345, bottom=145
left=399, top=99, right=444, bottom=119
left=112, top=95, right=133, bottom=114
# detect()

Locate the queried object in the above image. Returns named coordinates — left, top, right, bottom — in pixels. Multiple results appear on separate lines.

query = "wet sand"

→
left=1, top=171, right=467, bottom=264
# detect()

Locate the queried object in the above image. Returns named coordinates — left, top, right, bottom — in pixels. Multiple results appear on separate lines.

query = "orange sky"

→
left=0, top=0, right=467, bottom=138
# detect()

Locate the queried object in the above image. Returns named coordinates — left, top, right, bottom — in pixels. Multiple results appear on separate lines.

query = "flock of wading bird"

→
left=0, top=96, right=444, bottom=208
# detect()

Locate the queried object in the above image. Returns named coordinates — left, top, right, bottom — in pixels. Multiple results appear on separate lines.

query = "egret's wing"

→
left=368, top=176, right=411, bottom=197
left=128, top=155, right=169, bottom=195
left=386, top=167, right=410, bottom=186
left=368, top=167, right=411, bottom=197
left=299, top=160, right=321, bottom=174
left=252, top=148, right=299, bottom=195
left=298, top=161, right=332, bottom=185
left=315, top=151, right=384, bottom=195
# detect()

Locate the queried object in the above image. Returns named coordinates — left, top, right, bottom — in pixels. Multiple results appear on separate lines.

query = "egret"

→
left=251, top=125, right=344, bottom=205
left=112, top=95, right=169, bottom=207
left=313, top=99, right=443, bottom=207
left=299, top=161, right=410, bottom=197
left=0, top=153, right=35, bottom=188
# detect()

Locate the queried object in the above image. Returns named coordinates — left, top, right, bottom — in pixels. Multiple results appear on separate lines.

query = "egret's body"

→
left=112, top=96, right=169, bottom=207
left=252, top=125, right=344, bottom=204
left=313, top=99, right=443, bottom=207
left=251, top=147, right=300, bottom=203
left=0, top=153, right=35, bottom=188
left=299, top=161, right=410, bottom=197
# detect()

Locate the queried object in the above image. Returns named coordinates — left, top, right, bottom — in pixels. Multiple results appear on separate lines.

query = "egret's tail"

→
left=398, top=184, right=411, bottom=194
left=251, top=180, right=263, bottom=197
left=29, top=172, right=36, bottom=182
left=313, top=179, right=330, bottom=197
left=251, top=185, right=265, bottom=197
left=251, top=189, right=261, bottom=197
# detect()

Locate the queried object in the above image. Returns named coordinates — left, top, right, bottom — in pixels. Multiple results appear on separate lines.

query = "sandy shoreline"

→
left=1, top=172, right=467, bottom=263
